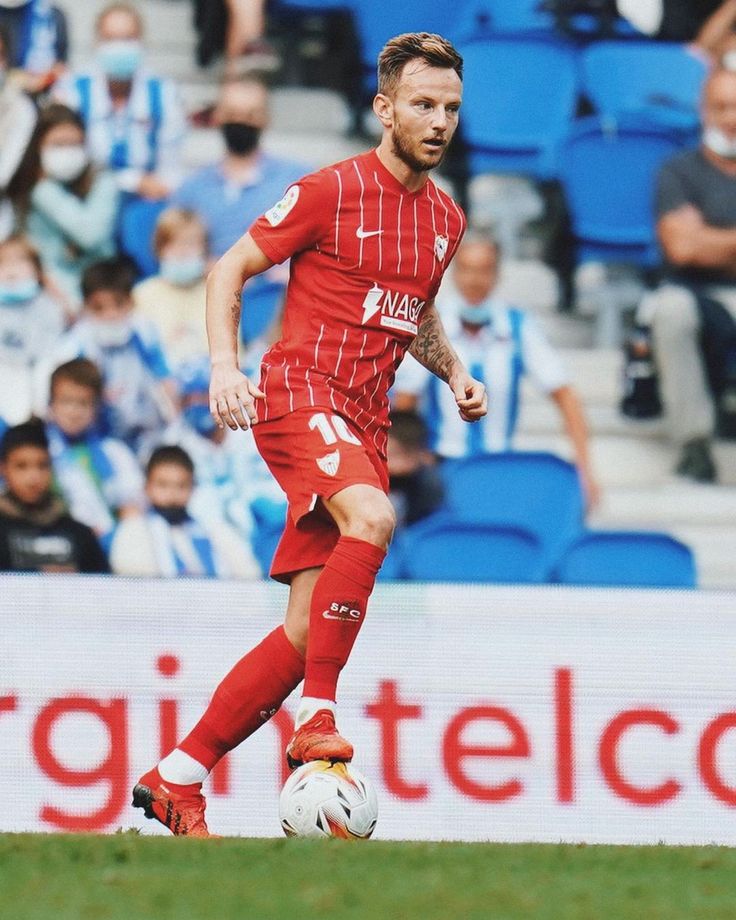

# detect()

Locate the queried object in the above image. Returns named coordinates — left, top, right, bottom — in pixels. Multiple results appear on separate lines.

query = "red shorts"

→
left=252, top=407, right=388, bottom=583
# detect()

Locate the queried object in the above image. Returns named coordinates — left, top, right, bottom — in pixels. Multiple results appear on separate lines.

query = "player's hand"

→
left=450, top=372, right=487, bottom=423
left=210, top=361, right=265, bottom=431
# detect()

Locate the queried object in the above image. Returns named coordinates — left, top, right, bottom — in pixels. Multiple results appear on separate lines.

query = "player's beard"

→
left=391, top=121, right=447, bottom=174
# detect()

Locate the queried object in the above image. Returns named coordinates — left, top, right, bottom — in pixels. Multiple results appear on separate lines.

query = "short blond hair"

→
left=377, top=32, right=463, bottom=97
left=153, top=207, right=207, bottom=257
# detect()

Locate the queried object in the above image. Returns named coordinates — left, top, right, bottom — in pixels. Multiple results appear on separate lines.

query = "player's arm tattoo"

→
left=229, top=287, right=242, bottom=328
left=409, top=302, right=461, bottom=383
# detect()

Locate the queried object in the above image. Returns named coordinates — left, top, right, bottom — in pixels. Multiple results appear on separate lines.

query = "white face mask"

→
left=722, top=51, right=736, bottom=72
left=90, top=319, right=133, bottom=348
left=703, top=126, right=736, bottom=161
left=41, top=145, right=89, bottom=183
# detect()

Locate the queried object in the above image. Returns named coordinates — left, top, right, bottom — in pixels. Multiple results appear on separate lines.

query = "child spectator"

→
left=7, top=103, right=119, bottom=310
left=150, top=357, right=286, bottom=549
left=36, top=256, right=178, bottom=454
left=110, top=444, right=259, bottom=578
left=0, top=25, right=37, bottom=240
left=0, top=0, right=68, bottom=96
left=46, top=357, right=144, bottom=547
left=387, top=410, right=445, bottom=528
left=0, top=234, right=64, bottom=424
left=0, top=419, right=109, bottom=573
left=133, top=208, right=209, bottom=367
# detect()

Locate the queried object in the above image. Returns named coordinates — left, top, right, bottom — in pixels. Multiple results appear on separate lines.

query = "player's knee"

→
left=344, top=499, right=396, bottom=548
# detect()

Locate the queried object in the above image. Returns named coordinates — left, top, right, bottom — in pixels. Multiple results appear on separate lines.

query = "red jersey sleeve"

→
left=249, top=169, right=338, bottom=264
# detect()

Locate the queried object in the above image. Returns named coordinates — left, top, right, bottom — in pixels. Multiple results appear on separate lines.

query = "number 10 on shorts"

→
left=309, top=412, right=362, bottom=446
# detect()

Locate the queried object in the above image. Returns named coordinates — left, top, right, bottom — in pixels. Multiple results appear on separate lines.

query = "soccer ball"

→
left=279, top=760, right=378, bottom=839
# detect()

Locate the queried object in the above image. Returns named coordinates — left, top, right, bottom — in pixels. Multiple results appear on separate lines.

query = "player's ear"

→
left=373, top=93, right=393, bottom=129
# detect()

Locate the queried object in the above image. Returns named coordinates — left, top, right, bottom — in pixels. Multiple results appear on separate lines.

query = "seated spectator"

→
left=54, top=2, right=185, bottom=201
left=7, top=103, right=119, bottom=310
left=133, top=207, right=209, bottom=367
left=393, top=235, right=600, bottom=507
left=0, top=25, right=36, bottom=241
left=174, top=77, right=304, bottom=258
left=35, top=256, right=177, bottom=453
left=46, top=358, right=144, bottom=547
left=173, top=76, right=303, bottom=332
left=643, top=68, right=736, bottom=482
left=150, top=357, right=286, bottom=544
left=0, top=234, right=64, bottom=423
left=0, top=418, right=109, bottom=572
left=0, top=0, right=67, bottom=96
left=110, top=444, right=259, bottom=578
left=387, top=410, right=445, bottom=528
left=194, top=0, right=277, bottom=75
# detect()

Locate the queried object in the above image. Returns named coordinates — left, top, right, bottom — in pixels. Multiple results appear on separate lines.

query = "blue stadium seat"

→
left=117, top=196, right=169, bottom=279
left=442, top=452, right=584, bottom=572
left=581, top=41, right=707, bottom=132
left=241, top=279, right=284, bottom=345
left=558, top=114, right=686, bottom=266
left=349, top=1, right=463, bottom=91
left=399, top=515, right=546, bottom=583
left=457, top=0, right=554, bottom=39
left=457, top=36, right=579, bottom=179
left=553, top=530, right=697, bottom=588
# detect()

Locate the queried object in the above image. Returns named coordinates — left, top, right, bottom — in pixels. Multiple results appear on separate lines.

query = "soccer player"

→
left=133, top=31, right=487, bottom=837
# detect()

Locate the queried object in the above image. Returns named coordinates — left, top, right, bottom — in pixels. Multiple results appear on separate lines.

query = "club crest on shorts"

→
left=317, top=449, right=341, bottom=476
left=434, top=234, right=448, bottom=261
left=264, top=185, right=300, bottom=227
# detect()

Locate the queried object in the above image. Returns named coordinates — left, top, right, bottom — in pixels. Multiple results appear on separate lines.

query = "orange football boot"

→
left=286, top=709, right=354, bottom=769
left=132, top=766, right=212, bottom=837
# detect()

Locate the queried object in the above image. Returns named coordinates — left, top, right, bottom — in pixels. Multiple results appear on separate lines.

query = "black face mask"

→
left=222, top=122, right=261, bottom=156
left=152, top=505, right=190, bottom=526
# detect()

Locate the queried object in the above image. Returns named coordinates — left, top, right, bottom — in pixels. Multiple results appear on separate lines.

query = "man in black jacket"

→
left=0, top=419, right=109, bottom=573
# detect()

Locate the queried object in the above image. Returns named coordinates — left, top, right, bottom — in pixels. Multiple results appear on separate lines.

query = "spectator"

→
left=393, top=236, right=600, bottom=507
left=46, top=357, right=144, bottom=547
left=387, top=410, right=445, bottom=528
left=110, top=444, right=259, bottom=578
left=132, top=207, right=209, bottom=367
left=173, top=77, right=303, bottom=338
left=0, top=419, right=109, bottom=573
left=193, top=0, right=277, bottom=74
left=0, top=0, right=67, bottom=96
left=7, top=103, right=119, bottom=310
left=54, top=2, right=185, bottom=201
left=35, top=256, right=177, bottom=453
left=643, top=68, right=736, bottom=482
left=174, top=77, right=304, bottom=259
left=151, top=357, right=286, bottom=545
left=0, top=24, right=36, bottom=241
left=694, top=0, right=736, bottom=68
left=0, top=234, right=64, bottom=424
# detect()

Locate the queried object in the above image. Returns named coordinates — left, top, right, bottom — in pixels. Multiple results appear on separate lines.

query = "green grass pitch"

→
left=2, top=833, right=736, bottom=919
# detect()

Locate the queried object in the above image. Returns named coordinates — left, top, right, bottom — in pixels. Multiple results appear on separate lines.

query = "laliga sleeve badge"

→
left=434, top=234, right=448, bottom=261
left=264, top=185, right=300, bottom=227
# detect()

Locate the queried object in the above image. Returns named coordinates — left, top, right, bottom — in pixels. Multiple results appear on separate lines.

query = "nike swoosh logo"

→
left=356, top=227, right=383, bottom=239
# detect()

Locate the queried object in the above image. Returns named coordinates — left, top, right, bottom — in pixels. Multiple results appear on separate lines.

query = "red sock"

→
left=303, top=536, right=386, bottom=701
left=179, top=625, right=304, bottom=770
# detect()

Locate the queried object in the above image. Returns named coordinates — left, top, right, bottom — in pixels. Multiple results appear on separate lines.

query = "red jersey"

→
left=249, top=148, right=466, bottom=458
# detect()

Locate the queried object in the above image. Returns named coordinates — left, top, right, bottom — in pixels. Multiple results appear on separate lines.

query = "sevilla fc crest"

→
left=317, top=450, right=341, bottom=476
left=434, top=234, right=448, bottom=261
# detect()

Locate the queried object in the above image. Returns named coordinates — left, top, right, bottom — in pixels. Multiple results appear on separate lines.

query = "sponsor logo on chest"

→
left=361, top=283, right=425, bottom=335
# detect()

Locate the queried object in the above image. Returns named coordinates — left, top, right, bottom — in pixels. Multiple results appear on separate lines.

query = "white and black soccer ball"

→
left=279, top=760, right=378, bottom=839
